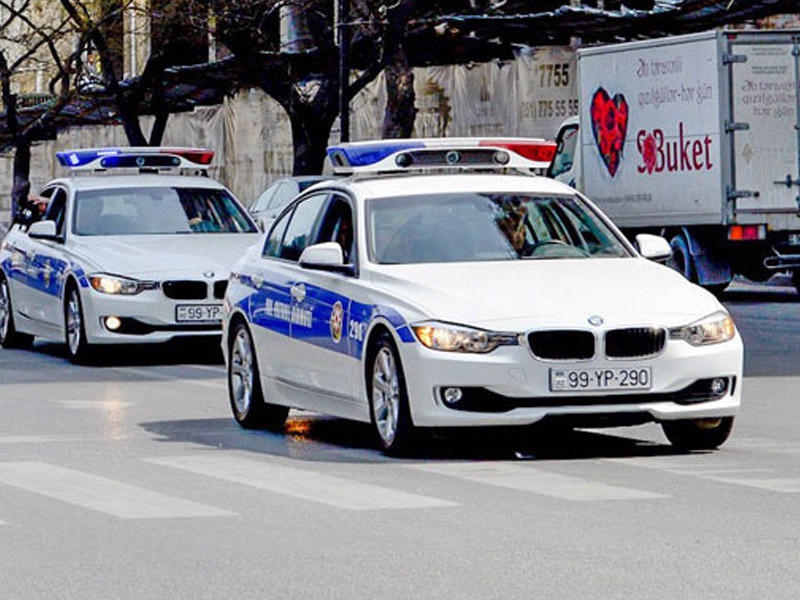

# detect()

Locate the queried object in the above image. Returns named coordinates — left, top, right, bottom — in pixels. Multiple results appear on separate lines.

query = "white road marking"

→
left=704, top=476, right=800, bottom=493
left=605, top=458, right=800, bottom=493
left=0, top=462, right=234, bottom=519
left=147, top=454, right=457, bottom=511
left=408, top=462, right=665, bottom=501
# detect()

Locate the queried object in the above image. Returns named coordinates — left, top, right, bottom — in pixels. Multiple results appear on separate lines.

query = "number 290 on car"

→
left=550, top=367, right=651, bottom=392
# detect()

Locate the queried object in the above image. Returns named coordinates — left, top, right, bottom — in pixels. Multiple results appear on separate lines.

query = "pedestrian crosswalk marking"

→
left=146, top=454, right=457, bottom=511
left=0, top=462, right=234, bottom=519
left=702, top=476, right=800, bottom=493
left=407, top=462, right=666, bottom=501
left=604, top=458, right=800, bottom=493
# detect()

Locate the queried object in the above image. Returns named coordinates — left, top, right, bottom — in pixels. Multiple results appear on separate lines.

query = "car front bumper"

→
left=396, top=333, right=743, bottom=428
left=81, top=287, right=223, bottom=344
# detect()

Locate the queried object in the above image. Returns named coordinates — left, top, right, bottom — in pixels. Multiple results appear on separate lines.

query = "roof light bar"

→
left=326, top=138, right=556, bottom=174
left=56, top=147, right=215, bottom=170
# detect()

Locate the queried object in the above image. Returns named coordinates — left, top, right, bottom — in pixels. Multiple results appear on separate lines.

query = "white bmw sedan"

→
left=222, top=139, right=742, bottom=455
left=0, top=148, right=260, bottom=363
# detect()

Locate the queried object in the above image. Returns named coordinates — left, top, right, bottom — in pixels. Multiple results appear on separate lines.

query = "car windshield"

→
left=368, top=192, right=631, bottom=264
left=73, top=187, right=257, bottom=235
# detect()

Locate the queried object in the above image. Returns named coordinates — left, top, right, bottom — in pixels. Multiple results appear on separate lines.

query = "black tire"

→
left=367, top=331, right=416, bottom=456
left=64, top=285, right=93, bottom=365
left=792, top=270, right=800, bottom=295
left=662, top=416, right=734, bottom=451
left=0, top=276, right=34, bottom=349
left=666, top=234, right=694, bottom=282
left=227, top=320, right=288, bottom=430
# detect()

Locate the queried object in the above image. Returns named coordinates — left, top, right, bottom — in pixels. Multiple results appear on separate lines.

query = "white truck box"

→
left=550, top=30, right=800, bottom=291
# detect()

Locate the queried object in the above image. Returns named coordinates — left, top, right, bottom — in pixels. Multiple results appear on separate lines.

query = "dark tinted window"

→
left=277, top=193, right=328, bottom=262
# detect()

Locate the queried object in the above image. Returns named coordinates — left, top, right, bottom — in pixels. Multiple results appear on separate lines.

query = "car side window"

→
left=263, top=208, right=292, bottom=258
left=43, top=188, right=68, bottom=236
left=313, top=194, right=355, bottom=263
left=277, top=193, right=328, bottom=262
left=266, top=183, right=289, bottom=210
left=15, top=188, right=53, bottom=229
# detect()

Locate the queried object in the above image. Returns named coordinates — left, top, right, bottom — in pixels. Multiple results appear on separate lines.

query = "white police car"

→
left=0, top=147, right=259, bottom=363
left=222, top=138, right=743, bottom=455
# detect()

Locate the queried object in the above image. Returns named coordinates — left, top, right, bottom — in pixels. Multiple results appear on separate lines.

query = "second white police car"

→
left=0, top=147, right=259, bottom=363
left=222, top=138, right=743, bottom=455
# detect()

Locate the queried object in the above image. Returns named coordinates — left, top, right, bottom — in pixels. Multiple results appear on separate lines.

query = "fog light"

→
left=442, top=387, right=463, bottom=406
left=105, top=316, right=122, bottom=331
left=710, top=377, right=727, bottom=395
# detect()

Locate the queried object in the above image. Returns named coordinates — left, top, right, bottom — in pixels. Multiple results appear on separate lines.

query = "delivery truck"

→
left=549, top=30, right=800, bottom=293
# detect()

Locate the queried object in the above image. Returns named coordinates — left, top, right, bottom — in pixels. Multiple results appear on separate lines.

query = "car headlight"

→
left=669, top=311, right=736, bottom=346
left=411, top=321, right=518, bottom=353
left=88, top=274, right=156, bottom=295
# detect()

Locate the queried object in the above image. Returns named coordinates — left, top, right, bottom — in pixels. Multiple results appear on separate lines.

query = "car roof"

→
left=46, top=174, right=228, bottom=192
left=330, top=172, right=577, bottom=199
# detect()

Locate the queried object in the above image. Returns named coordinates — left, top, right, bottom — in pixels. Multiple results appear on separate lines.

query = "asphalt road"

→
left=0, top=279, right=799, bottom=599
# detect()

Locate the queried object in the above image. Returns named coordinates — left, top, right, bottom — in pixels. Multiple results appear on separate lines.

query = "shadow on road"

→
left=25, top=337, right=223, bottom=366
left=140, top=415, right=688, bottom=463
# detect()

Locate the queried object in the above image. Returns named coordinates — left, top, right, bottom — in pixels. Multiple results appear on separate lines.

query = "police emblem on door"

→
left=330, top=301, right=344, bottom=343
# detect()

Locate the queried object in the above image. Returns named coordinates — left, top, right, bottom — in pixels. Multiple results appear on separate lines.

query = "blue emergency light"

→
left=326, top=138, right=556, bottom=174
left=56, top=147, right=215, bottom=170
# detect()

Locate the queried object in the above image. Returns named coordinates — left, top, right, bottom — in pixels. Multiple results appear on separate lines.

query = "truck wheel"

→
left=791, top=271, right=800, bottom=295
left=667, top=234, right=694, bottom=282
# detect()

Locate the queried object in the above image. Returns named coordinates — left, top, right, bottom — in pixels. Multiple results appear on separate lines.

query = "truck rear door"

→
left=728, top=32, right=800, bottom=228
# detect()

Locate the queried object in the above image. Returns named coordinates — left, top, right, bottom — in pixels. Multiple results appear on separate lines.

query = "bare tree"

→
left=0, top=0, right=75, bottom=219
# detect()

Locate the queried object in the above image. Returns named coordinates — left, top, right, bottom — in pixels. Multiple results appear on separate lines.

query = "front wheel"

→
left=227, top=320, right=288, bottom=430
left=64, top=286, right=93, bottom=364
left=0, top=276, right=33, bottom=349
left=662, top=416, right=734, bottom=451
left=368, top=332, right=416, bottom=456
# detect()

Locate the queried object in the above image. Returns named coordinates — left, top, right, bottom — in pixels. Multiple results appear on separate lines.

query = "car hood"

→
left=70, top=234, right=260, bottom=278
left=367, top=258, right=724, bottom=330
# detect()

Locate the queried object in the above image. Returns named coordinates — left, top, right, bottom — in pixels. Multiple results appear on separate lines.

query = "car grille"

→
left=162, top=280, right=208, bottom=300
left=605, top=327, right=666, bottom=358
left=213, top=280, right=228, bottom=300
left=527, top=330, right=595, bottom=360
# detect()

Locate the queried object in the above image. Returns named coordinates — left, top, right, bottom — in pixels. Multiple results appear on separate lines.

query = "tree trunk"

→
left=149, top=112, right=169, bottom=146
left=382, top=1, right=417, bottom=138
left=382, top=61, right=416, bottom=138
left=289, top=109, right=336, bottom=175
left=11, top=140, right=32, bottom=222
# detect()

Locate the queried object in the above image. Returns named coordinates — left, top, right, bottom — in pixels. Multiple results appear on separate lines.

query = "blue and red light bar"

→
left=326, top=138, right=557, bottom=174
left=56, top=147, right=215, bottom=170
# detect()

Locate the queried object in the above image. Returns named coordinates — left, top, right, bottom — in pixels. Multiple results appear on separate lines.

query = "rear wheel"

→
left=228, top=320, right=288, bottom=430
left=64, top=285, right=93, bottom=364
left=368, top=332, right=416, bottom=456
left=662, top=417, right=734, bottom=451
left=0, top=276, right=33, bottom=349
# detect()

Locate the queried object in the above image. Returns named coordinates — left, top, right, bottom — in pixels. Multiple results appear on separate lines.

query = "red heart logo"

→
left=590, top=88, right=628, bottom=177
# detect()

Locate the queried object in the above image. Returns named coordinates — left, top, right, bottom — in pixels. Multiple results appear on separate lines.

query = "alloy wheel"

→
left=230, top=327, right=255, bottom=416
left=372, top=346, right=400, bottom=445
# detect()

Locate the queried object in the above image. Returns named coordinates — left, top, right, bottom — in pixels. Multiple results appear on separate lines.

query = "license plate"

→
left=549, top=367, right=652, bottom=392
left=175, top=304, right=223, bottom=323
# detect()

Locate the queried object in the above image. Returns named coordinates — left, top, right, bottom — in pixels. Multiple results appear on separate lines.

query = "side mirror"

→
left=299, top=242, right=354, bottom=274
left=635, top=233, right=671, bottom=263
left=28, top=220, right=62, bottom=242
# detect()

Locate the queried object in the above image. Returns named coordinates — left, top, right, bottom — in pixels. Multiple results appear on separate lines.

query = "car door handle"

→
left=290, top=283, right=306, bottom=303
